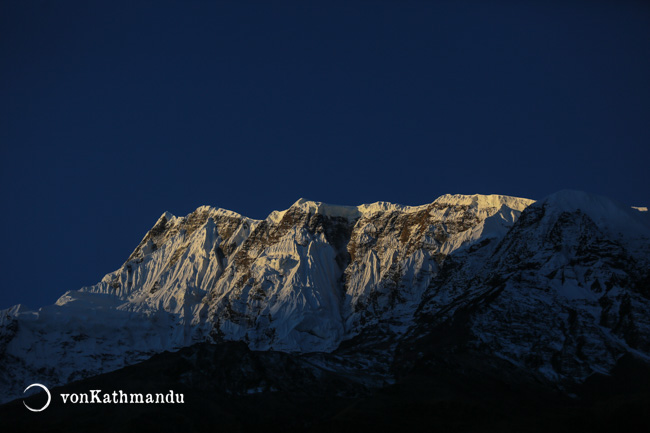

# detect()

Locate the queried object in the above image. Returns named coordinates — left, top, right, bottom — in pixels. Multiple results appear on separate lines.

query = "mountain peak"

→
left=536, top=190, right=650, bottom=238
left=290, top=198, right=362, bottom=219
left=159, top=210, right=175, bottom=221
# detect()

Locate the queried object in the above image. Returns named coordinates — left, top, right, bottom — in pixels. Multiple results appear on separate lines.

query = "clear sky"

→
left=1, top=0, right=649, bottom=310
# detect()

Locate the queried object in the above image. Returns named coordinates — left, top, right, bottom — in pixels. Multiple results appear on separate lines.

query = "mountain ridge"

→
left=1, top=190, right=649, bottom=405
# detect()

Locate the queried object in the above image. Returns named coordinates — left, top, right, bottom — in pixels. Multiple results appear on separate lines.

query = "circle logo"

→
left=23, top=383, right=51, bottom=412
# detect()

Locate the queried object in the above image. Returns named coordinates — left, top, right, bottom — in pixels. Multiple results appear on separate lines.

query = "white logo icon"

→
left=23, top=383, right=51, bottom=412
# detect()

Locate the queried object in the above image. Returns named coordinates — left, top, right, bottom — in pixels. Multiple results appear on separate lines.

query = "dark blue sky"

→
left=1, top=0, right=649, bottom=310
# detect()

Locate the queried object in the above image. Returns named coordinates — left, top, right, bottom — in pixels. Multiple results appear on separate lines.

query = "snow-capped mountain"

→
left=1, top=191, right=649, bottom=404
left=396, top=191, right=650, bottom=389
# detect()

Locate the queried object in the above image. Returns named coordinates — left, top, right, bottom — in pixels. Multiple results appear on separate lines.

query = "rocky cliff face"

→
left=1, top=191, right=648, bottom=403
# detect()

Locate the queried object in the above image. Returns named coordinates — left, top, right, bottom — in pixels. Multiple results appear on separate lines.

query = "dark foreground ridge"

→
left=3, top=341, right=650, bottom=433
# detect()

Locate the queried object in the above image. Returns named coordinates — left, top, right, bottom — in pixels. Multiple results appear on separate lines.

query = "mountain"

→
left=396, top=191, right=650, bottom=389
left=1, top=191, right=649, bottom=410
